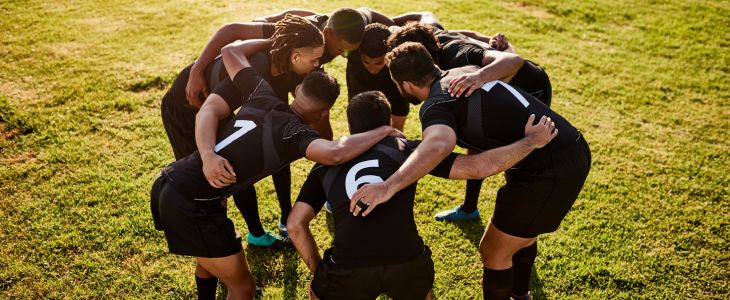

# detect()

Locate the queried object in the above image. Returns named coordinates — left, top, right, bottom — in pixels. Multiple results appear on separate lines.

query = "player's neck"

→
left=270, top=62, right=283, bottom=77
left=289, top=101, right=305, bottom=119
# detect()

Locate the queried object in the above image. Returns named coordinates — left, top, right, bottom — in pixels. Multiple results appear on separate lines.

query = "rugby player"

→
left=388, top=22, right=554, bottom=222
left=288, top=91, right=557, bottom=299
left=151, top=35, right=401, bottom=300
left=161, top=15, right=323, bottom=248
left=351, top=43, right=591, bottom=300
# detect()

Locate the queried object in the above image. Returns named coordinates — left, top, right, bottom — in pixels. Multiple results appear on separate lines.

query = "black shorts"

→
left=492, top=133, right=591, bottom=238
left=160, top=64, right=199, bottom=160
left=150, top=175, right=242, bottom=258
left=311, top=246, right=434, bottom=300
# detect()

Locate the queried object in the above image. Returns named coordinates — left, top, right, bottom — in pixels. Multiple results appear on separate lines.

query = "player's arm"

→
left=186, top=23, right=267, bottom=107
left=350, top=124, right=456, bottom=216
left=253, top=9, right=319, bottom=22
left=196, top=94, right=237, bottom=189
left=305, top=125, right=397, bottom=165
left=220, top=39, right=272, bottom=80
left=391, top=115, right=407, bottom=132
left=357, top=7, right=396, bottom=26
left=450, top=30, right=492, bottom=43
left=447, top=115, right=558, bottom=179
left=448, top=50, right=523, bottom=98
left=287, top=202, right=321, bottom=272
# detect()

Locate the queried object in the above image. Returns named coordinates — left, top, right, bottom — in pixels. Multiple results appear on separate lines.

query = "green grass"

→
left=1, top=0, right=728, bottom=298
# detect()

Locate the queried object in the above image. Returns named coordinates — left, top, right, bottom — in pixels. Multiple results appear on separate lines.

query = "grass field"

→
left=1, top=0, right=728, bottom=298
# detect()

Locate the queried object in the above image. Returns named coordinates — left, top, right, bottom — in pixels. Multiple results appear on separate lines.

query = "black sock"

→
left=461, top=179, right=484, bottom=213
left=272, top=166, right=292, bottom=225
left=512, top=242, right=538, bottom=297
left=195, top=275, right=218, bottom=300
left=483, top=267, right=513, bottom=300
left=233, top=186, right=265, bottom=237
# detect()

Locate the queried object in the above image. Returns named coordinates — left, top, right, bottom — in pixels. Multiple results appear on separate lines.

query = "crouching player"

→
left=150, top=43, right=400, bottom=299
left=288, top=91, right=558, bottom=299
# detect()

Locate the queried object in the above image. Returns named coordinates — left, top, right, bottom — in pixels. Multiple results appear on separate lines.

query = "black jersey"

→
left=435, top=30, right=552, bottom=105
left=419, top=66, right=577, bottom=165
left=164, top=67, right=321, bottom=200
left=346, top=52, right=409, bottom=117
left=296, top=137, right=454, bottom=268
left=203, top=52, right=303, bottom=105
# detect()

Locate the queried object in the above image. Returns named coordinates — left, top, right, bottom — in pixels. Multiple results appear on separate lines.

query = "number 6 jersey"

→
left=162, top=67, right=321, bottom=200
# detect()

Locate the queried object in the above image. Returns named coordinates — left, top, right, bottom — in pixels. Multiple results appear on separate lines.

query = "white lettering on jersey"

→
left=345, top=159, right=384, bottom=200
left=214, top=120, right=257, bottom=152
left=481, top=80, right=530, bottom=108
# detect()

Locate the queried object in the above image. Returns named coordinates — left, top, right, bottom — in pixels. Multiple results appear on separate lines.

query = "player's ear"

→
left=290, top=49, right=301, bottom=65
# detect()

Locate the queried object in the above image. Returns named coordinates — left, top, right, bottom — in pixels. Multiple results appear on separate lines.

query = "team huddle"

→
left=151, top=7, right=591, bottom=300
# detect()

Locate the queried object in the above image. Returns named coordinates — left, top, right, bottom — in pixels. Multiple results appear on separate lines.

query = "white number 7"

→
left=214, top=120, right=256, bottom=152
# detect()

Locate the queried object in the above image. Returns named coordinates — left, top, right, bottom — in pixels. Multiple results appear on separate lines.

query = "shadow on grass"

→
left=244, top=245, right=301, bottom=299
left=451, top=218, right=486, bottom=248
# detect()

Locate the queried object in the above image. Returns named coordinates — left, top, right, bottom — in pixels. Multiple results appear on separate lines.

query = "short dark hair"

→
left=386, top=42, right=440, bottom=87
left=347, top=91, right=391, bottom=134
left=328, top=8, right=366, bottom=44
left=359, top=23, right=391, bottom=58
left=387, top=22, right=441, bottom=61
left=300, top=70, right=340, bottom=107
left=270, top=14, right=325, bottom=74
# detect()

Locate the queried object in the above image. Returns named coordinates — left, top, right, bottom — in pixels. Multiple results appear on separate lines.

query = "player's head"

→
left=347, top=91, right=391, bottom=134
left=270, top=14, right=325, bottom=76
left=293, top=70, right=340, bottom=124
left=386, top=42, right=440, bottom=105
left=323, top=8, right=365, bottom=58
left=358, top=23, right=391, bottom=75
left=387, top=22, right=441, bottom=62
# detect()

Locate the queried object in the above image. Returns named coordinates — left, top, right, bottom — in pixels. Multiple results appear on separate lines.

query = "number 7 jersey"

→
left=162, top=68, right=321, bottom=200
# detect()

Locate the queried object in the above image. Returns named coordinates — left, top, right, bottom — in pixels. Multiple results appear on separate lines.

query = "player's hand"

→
left=448, top=71, right=485, bottom=98
left=389, top=127, right=406, bottom=139
left=489, top=33, right=509, bottom=51
left=201, top=152, right=237, bottom=188
left=186, top=67, right=208, bottom=108
left=523, top=114, right=558, bottom=149
left=349, top=182, right=394, bottom=217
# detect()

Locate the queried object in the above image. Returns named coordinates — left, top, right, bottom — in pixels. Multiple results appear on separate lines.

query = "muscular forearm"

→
left=288, top=223, right=321, bottom=273
left=449, top=138, right=535, bottom=180
left=308, top=126, right=392, bottom=165
left=329, top=126, right=391, bottom=163
left=452, top=30, right=492, bottom=43
left=195, top=110, right=222, bottom=157
left=383, top=138, right=453, bottom=196
left=478, top=53, right=523, bottom=83
left=192, top=23, right=264, bottom=75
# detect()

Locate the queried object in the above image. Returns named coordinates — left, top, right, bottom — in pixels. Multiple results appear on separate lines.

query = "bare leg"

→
left=196, top=252, right=256, bottom=300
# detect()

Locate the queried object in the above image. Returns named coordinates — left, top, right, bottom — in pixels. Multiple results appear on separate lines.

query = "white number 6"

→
left=345, top=159, right=383, bottom=200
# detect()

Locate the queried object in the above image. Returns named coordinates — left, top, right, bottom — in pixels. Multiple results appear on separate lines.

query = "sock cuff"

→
left=483, top=267, right=514, bottom=286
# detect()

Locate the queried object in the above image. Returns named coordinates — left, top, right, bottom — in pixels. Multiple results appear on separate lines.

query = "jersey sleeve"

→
left=385, top=86, right=409, bottom=117
left=232, top=67, right=278, bottom=104
left=445, top=43, right=487, bottom=69
left=419, top=101, right=459, bottom=132
left=429, top=152, right=458, bottom=179
left=285, top=121, right=322, bottom=157
left=295, top=165, right=327, bottom=213
left=210, top=79, right=244, bottom=112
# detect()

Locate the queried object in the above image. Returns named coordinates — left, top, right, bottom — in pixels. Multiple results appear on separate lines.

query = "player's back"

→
left=316, top=137, right=425, bottom=268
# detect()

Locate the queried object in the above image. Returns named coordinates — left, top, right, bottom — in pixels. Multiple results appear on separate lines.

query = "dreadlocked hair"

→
left=270, top=14, right=325, bottom=74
